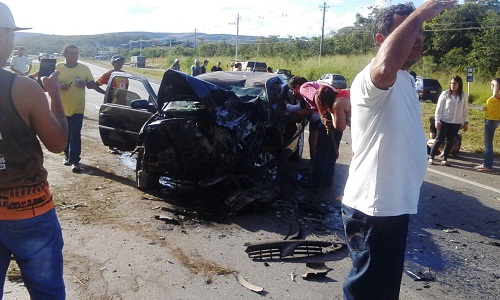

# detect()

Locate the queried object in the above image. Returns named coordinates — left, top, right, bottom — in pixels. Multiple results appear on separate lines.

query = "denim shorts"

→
left=0, top=208, right=65, bottom=299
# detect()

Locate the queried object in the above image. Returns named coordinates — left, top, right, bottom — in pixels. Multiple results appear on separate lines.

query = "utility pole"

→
left=229, top=14, right=241, bottom=61
left=194, top=28, right=197, bottom=55
left=319, top=2, right=330, bottom=64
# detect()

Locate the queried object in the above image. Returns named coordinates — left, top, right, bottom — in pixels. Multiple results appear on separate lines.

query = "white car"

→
left=317, top=73, right=348, bottom=89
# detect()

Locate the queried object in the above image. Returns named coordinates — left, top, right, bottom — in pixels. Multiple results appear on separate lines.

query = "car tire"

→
left=136, top=148, right=161, bottom=190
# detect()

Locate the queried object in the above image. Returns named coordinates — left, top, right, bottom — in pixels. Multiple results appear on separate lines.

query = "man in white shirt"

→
left=341, top=1, right=457, bottom=299
left=10, top=46, right=31, bottom=76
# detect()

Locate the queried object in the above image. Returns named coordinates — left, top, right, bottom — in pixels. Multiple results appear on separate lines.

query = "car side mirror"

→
left=131, top=99, right=156, bottom=113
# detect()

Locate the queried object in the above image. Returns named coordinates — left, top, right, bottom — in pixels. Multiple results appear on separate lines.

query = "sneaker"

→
left=441, top=160, right=451, bottom=166
left=428, top=158, right=435, bottom=165
left=71, top=164, right=81, bottom=173
left=63, top=157, right=71, bottom=166
left=474, top=165, right=493, bottom=173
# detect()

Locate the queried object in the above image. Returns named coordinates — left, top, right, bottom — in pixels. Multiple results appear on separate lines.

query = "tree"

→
left=468, top=10, right=500, bottom=78
left=424, top=2, right=486, bottom=63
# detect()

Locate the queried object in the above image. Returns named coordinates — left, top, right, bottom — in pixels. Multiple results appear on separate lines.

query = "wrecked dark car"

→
left=98, top=70, right=307, bottom=192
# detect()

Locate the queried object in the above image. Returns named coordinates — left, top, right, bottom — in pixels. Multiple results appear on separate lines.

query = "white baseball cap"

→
left=0, top=2, right=31, bottom=31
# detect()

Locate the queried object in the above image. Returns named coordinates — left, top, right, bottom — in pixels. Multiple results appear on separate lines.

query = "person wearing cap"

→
left=0, top=2, right=67, bottom=298
left=210, top=61, right=222, bottom=72
left=94, top=55, right=128, bottom=94
left=95, top=55, right=128, bottom=154
left=170, top=58, right=180, bottom=71
left=200, top=59, right=209, bottom=74
left=56, top=44, right=96, bottom=173
left=191, top=58, right=201, bottom=76
left=10, top=46, right=32, bottom=76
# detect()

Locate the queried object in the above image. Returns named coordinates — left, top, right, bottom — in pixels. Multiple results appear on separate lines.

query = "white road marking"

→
left=427, top=167, right=500, bottom=195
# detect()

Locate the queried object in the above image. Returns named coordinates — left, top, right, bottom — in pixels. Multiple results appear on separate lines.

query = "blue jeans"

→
left=0, top=209, right=65, bottom=299
left=64, top=113, right=84, bottom=165
left=342, top=204, right=409, bottom=300
left=310, top=123, right=343, bottom=184
left=483, top=120, right=499, bottom=169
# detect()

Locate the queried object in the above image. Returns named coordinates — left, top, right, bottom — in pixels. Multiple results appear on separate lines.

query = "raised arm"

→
left=371, top=0, right=457, bottom=90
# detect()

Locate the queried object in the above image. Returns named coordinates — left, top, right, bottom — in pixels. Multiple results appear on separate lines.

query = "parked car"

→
left=275, top=69, right=293, bottom=80
left=317, top=74, right=348, bottom=89
left=235, top=61, right=267, bottom=72
left=98, top=70, right=307, bottom=191
left=415, top=76, right=442, bottom=103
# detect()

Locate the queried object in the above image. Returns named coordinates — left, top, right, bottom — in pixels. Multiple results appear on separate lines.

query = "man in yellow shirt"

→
left=56, top=44, right=96, bottom=172
left=475, top=78, right=500, bottom=172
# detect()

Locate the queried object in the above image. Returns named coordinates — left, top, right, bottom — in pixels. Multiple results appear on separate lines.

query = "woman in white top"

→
left=429, top=75, right=468, bottom=166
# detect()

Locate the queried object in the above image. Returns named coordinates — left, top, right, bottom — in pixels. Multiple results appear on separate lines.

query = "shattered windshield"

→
left=226, top=86, right=265, bottom=103
left=165, top=101, right=204, bottom=111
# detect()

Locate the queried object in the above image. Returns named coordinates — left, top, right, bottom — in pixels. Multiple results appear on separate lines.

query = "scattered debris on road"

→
left=301, top=262, right=333, bottom=279
left=236, top=274, right=264, bottom=293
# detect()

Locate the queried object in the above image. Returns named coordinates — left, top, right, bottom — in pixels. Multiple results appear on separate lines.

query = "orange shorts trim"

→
left=0, top=181, right=55, bottom=220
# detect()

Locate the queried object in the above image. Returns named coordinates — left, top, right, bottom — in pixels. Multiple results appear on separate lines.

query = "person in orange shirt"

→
left=95, top=55, right=129, bottom=154
left=94, top=55, right=128, bottom=94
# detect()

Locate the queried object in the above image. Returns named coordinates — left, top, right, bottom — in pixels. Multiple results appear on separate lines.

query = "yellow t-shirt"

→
left=56, top=63, right=94, bottom=116
left=485, top=95, right=500, bottom=121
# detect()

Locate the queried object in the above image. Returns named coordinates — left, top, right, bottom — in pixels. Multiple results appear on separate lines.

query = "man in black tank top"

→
left=0, top=3, right=68, bottom=298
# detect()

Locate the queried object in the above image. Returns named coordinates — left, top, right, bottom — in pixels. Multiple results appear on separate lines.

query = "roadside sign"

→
left=466, top=66, right=474, bottom=82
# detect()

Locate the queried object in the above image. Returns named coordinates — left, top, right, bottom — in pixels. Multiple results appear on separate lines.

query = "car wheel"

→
left=136, top=148, right=161, bottom=190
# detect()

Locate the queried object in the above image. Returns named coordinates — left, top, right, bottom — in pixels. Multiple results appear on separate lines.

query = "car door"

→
left=98, top=73, right=158, bottom=151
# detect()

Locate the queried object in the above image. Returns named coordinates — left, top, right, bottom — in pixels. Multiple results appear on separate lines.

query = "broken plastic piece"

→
left=405, top=269, right=436, bottom=281
left=284, top=219, right=301, bottom=240
left=236, top=274, right=264, bottom=293
left=154, top=215, right=180, bottom=225
left=245, top=240, right=332, bottom=260
left=301, top=262, right=333, bottom=278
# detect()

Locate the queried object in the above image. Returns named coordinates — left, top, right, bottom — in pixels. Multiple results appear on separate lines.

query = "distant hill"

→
left=14, top=31, right=264, bottom=57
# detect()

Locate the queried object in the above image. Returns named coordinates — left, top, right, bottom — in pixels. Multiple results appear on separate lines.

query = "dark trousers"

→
left=310, top=123, right=342, bottom=184
left=342, top=204, right=410, bottom=300
left=429, top=120, right=461, bottom=161
left=64, top=113, right=84, bottom=165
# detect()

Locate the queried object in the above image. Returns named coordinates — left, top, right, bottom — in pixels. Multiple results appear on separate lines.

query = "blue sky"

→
left=5, top=0, right=440, bottom=37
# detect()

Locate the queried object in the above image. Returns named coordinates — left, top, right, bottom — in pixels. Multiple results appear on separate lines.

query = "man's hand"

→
left=418, top=0, right=458, bottom=22
left=42, top=71, right=62, bottom=97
